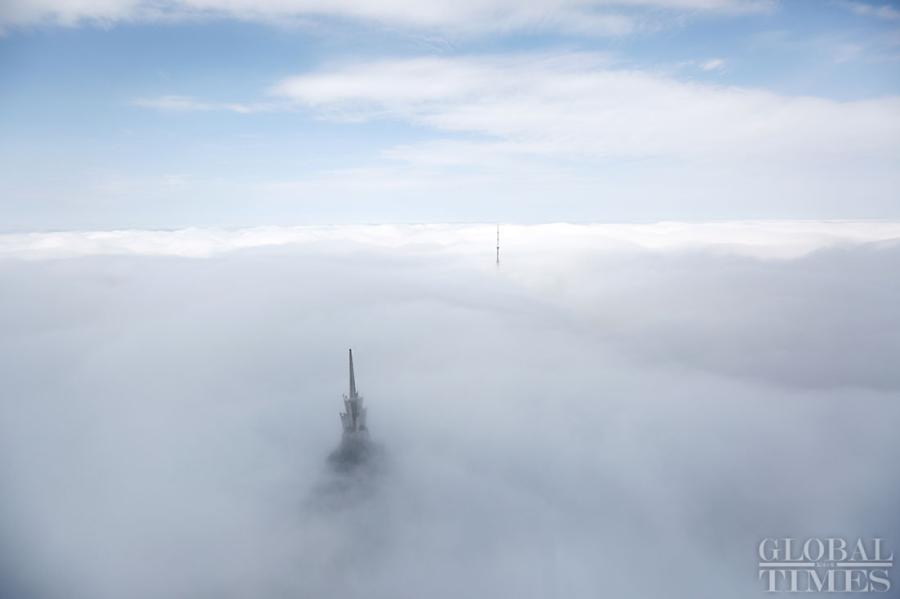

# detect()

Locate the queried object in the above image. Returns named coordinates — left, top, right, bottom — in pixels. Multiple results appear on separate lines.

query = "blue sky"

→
left=1, top=0, right=899, bottom=230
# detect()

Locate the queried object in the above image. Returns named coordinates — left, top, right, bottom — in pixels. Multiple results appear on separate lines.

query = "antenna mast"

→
left=496, top=224, right=500, bottom=267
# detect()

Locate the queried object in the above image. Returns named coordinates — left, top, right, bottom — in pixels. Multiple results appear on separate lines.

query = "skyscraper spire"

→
left=349, top=348, right=357, bottom=398
left=328, top=349, right=375, bottom=472
left=340, top=348, right=367, bottom=435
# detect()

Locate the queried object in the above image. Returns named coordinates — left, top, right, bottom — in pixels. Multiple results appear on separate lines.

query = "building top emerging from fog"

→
left=340, top=349, right=367, bottom=436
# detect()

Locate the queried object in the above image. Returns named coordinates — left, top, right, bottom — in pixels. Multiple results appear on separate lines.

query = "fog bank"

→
left=1, top=223, right=897, bottom=598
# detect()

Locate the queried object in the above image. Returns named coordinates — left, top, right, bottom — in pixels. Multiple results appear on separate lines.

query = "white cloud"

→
left=839, top=1, right=900, bottom=21
left=699, top=57, right=726, bottom=70
left=17, top=54, right=900, bottom=222
left=0, top=0, right=774, bottom=31
left=272, top=53, right=900, bottom=163
left=675, top=57, right=727, bottom=71
left=133, top=95, right=275, bottom=113
left=0, top=0, right=142, bottom=27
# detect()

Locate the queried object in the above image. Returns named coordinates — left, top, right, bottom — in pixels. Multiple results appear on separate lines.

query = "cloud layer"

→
left=4, top=221, right=900, bottom=259
left=1, top=223, right=898, bottom=598
left=0, top=0, right=772, bottom=31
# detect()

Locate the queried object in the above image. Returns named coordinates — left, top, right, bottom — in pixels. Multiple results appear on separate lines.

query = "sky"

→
left=1, top=222, right=899, bottom=598
left=1, top=0, right=899, bottom=230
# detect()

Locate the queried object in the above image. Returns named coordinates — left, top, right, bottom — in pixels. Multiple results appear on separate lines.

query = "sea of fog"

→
left=1, top=222, right=898, bottom=598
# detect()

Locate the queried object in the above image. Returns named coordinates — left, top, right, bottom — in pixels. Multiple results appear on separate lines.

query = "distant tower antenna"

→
left=496, top=224, right=500, bottom=267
